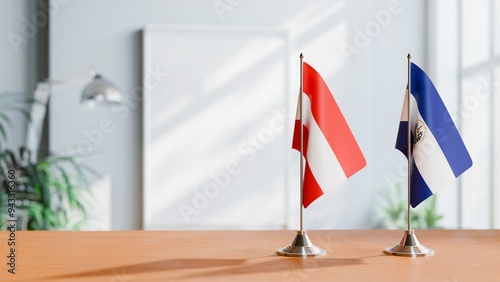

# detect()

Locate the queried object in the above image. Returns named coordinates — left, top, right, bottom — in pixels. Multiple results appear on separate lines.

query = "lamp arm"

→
left=43, top=68, right=96, bottom=90
left=25, top=69, right=96, bottom=161
left=25, top=69, right=121, bottom=161
left=25, top=82, right=51, bottom=162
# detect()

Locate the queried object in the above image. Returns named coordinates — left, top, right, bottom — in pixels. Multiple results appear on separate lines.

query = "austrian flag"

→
left=292, top=62, right=366, bottom=208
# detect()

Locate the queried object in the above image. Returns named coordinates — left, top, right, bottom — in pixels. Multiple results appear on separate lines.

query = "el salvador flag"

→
left=396, top=63, right=473, bottom=208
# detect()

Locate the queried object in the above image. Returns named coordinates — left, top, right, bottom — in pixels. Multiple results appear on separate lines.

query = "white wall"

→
left=0, top=0, right=38, bottom=150
left=49, top=0, right=426, bottom=230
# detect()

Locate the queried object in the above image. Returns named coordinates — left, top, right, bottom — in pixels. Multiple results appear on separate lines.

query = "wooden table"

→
left=0, top=230, right=499, bottom=281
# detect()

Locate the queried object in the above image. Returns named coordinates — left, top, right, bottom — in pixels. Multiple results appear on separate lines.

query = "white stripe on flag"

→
left=400, top=89, right=409, bottom=122
left=302, top=94, right=347, bottom=190
left=410, top=95, right=456, bottom=193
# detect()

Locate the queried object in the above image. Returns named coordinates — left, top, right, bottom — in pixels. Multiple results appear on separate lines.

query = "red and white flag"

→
left=292, top=62, right=366, bottom=208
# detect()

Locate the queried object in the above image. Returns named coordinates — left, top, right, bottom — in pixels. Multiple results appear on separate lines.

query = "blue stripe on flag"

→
left=410, top=162, right=434, bottom=208
left=410, top=63, right=473, bottom=177
left=395, top=121, right=409, bottom=157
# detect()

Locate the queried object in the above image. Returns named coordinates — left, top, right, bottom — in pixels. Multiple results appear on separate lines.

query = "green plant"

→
left=374, top=182, right=444, bottom=229
left=0, top=148, right=96, bottom=230
left=0, top=92, right=95, bottom=230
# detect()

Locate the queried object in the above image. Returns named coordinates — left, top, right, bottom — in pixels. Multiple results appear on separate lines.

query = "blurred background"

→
left=0, top=0, right=498, bottom=230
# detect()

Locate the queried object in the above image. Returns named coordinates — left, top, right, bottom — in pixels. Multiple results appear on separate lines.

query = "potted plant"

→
left=373, top=182, right=444, bottom=229
left=0, top=92, right=95, bottom=230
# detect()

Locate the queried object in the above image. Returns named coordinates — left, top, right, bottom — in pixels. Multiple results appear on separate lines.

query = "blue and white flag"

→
left=396, top=63, right=473, bottom=208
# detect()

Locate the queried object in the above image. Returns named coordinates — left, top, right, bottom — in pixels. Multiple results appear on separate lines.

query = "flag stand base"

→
left=277, top=230, right=326, bottom=257
left=383, top=230, right=434, bottom=257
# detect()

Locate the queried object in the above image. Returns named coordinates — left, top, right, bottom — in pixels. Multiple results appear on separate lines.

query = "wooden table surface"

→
left=0, top=230, right=499, bottom=281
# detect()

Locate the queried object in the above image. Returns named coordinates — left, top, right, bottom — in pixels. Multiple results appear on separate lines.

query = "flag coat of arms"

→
left=396, top=63, right=473, bottom=207
left=292, top=62, right=366, bottom=208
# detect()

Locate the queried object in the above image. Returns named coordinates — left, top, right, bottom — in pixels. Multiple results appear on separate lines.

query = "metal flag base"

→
left=383, top=230, right=434, bottom=257
left=277, top=230, right=326, bottom=257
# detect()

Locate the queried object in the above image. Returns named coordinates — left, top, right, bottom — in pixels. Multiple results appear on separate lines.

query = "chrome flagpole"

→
left=300, top=52, right=304, bottom=233
left=277, top=53, right=325, bottom=257
left=383, top=54, right=434, bottom=257
left=407, top=53, right=412, bottom=233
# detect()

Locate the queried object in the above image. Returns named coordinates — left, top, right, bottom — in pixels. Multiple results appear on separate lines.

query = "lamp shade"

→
left=81, top=74, right=122, bottom=105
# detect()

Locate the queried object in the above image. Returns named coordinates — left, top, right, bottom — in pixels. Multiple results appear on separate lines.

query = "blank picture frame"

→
left=142, top=24, right=291, bottom=229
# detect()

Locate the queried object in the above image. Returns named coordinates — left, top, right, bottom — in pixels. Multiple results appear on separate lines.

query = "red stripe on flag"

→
left=292, top=120, right=308, bottom=155
left=303, top=162, right=324, bottom=208
left=302, top=62, right=366, bottom=177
